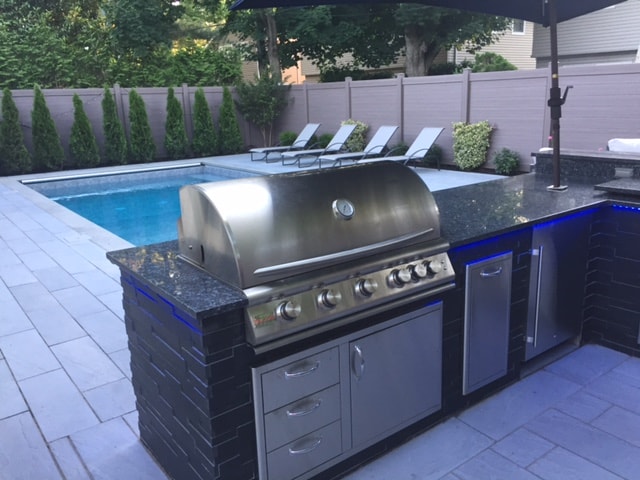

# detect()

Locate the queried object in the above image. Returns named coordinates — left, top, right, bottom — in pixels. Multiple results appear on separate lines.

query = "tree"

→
left=218, top=86, right=243, bottom=155
left=128, top=89, right=156, bottom=163
left=102, top=87, right=127, bottom=165
left=164, top=87, right=188, bottom=159
left=0, top=88, right=31, bottom=176
left=191, top=87, right=217, bottom=157
left=395, top=6, right=509, bottom=77
left=235, top=74, right=290, bottom=147
left=472, top=52, right=517, bottom=72
left=31, top=85, right=65, bottom=172
left=69, top=94, right=100, bottom=168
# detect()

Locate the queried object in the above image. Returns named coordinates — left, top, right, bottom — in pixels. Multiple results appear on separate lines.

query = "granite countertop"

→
left=108, top=172, right=637, bottom=317
left=594, top=177, right=640, bottom=196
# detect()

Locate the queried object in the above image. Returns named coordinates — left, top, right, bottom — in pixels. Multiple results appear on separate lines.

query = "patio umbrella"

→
left=231, top=0, right=626, bottom=190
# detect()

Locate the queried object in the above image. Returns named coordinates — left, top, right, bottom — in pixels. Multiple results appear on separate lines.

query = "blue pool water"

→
left=28, top=165, right=257, bottom=246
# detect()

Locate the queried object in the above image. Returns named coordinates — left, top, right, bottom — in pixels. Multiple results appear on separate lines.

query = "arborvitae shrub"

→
left=102, top=87, right=127, bottom=165
left=218, top=86, right=243, bottom=155
left=128, top=89, right=156, bottom=163
left=69, top=94, right=100, bottom=169
left=0, top=88, right=31, bottom=175
left=191, top=87, right=217, bottom=157
left=164, top=87, right=188, bottom=160
left=31, top=85, right=65, bottom=172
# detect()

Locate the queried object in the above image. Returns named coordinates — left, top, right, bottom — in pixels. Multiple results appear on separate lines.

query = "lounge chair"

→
left=281, top=124, right=357, bottom=167
left=318, top=125, right=399, bottom=168
left=249, top=123, right=321, bottom=162
left=362, top=127, right=444, bottom=169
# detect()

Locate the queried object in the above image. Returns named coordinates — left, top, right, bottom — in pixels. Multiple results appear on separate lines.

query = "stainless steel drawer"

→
left=264, top=384, right=341, bottom=452
left=261, top=347, right=340, bottom=412
left=266, top=421, right=342, bottom=480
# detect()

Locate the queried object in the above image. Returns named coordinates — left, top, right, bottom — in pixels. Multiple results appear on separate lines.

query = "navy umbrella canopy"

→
left=231, top=0, right=626, bottom=189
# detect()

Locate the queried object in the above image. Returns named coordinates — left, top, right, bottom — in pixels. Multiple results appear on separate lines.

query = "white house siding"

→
left=451, top=21, right=536, bottom=70
left=533, top=0, right=640, bottom=68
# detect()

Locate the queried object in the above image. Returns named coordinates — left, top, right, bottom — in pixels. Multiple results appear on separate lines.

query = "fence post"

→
left=396, top=73, right=405, bottom=140
left=345, top=77, right=353, bottom=120
left=303, top=82, right=310, bottom=123
left=460, top=68, right=471, bottom=123
left=181, top=83, right=193, bottom=142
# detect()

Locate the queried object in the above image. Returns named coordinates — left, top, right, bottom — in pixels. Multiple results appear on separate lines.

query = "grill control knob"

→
left=389, top=267, right=412, bottom=287
left=410, top=263, right=428, bottom=280
left=425, top=260, right=443, bottom=275
left=318, top=289, right=342, bottom=308
left=276, top=300, right=302, bottom=321
left=355, top=278, right=378, bottom=297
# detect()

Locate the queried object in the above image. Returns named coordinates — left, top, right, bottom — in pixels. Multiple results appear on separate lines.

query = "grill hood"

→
left=177, top=162, right=442, bottom=289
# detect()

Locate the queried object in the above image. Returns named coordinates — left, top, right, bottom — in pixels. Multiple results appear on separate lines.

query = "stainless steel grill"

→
left=178, top=161, right=455, bottom=349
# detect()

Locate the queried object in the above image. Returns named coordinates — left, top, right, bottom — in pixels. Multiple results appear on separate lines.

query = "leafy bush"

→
left=423, top=144, right=443, bottom=167
left=31, top=85, right=65, bottom=172
left=128, top=89, right=156, bottom=163
left=318, top=133, right=334, bottom=149
left=236, top=74, right=291, bottom=147
left=342, top=119, right=368, bottom=152
left=69, top=94, right=100, bottom=169
left=493, top=147, right=520, bottom=175
left=102, top=87, right=127, bottom=165
left=191, top=87, right=217, bottom=157
left=279, top=131, right=297, bottom=146
left=218, top=86, right=244, bottom=155
left=472, top=52, right=517, bottom=73
left=0, top=88, right=31, bottom=175
left=164, top=87, right=188, bottom=160
left=320, top=66, right=393, bottom=83
left=452, top=120, right=493, bottom=170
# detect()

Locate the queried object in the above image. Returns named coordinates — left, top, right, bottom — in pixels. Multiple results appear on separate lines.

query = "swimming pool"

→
left=26, top=164, right=258, bottom=246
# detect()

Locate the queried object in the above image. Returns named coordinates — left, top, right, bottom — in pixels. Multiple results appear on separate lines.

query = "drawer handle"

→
left=287, top=399, right=322, bottom=417
left=288, top=437, right=322, bottom=455
left=284, top=361, right=320, bottom=379
left=480, top=266, right=503, bottom=278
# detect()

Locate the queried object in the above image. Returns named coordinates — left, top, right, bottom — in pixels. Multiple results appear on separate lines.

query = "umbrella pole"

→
left=547, top=0, right=567, bottom=191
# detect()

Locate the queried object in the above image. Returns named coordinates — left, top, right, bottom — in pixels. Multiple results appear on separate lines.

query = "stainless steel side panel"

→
left=178, top=162, right=441, bottom=288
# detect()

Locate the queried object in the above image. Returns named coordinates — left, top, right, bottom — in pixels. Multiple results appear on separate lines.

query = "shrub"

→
left=218, top=86, right=243, bottom=155
left=128, top=89, right=156, bottom=163
left=318, top=133, right=334, bottom=149
left=342, top=119, right=368, bottom=152
left=423, top=143, right=443, bottom=167
left=452, top=120, right=493, bottom=171
left=0, top=88, right=31, bottom=175
left=31, top=85, right=65, bottom=172
left=102, top=87, right=127, bottom=165
left=493, top=147, right=520, bottom=175
left=235, top=74, right=290, bottom=147
left=472, top=52, right=517, bottom=73
left=164, top=87, right=188, bottom=160
left=279, top=131, right=297, bottom=146
left=191, top=87, right=217, bottom=157
left=69, top=94, right=100, bottom=169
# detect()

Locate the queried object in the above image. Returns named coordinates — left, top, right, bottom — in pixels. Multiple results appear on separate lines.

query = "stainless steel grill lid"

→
left=177, top=161, right=442, bottom=289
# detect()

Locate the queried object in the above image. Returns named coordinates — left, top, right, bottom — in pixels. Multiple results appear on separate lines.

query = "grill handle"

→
left=254, top=228, right=435, bottom=277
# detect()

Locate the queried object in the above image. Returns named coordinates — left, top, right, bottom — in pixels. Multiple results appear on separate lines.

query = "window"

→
left=512, top=19, right=525, bottom=35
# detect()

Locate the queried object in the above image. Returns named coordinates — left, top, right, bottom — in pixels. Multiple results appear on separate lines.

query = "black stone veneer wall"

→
left=120, top=271, right=257, bottom=479
left=584, top=204, right=640, bottom=356
left=442, top=228, right=532, bottom=414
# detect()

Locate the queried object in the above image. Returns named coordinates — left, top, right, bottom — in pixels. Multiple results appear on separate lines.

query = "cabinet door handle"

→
left=531, top=245, right=544, bottom=349
left=284, top=361, right=320, bottom=379
left=288, top=437, right=322, bottom=455
left=286, top=399, right=322, bottom=417
left=480, top=266, right=503, bottom=277
left=352, top=344, right=365, bottom=380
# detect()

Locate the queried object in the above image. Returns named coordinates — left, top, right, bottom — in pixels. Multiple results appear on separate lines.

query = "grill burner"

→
left=178, top=161, right=455, bottom=349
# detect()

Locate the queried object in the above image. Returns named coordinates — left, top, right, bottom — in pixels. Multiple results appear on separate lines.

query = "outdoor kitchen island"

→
left=108, top=167, right=640, bottom=480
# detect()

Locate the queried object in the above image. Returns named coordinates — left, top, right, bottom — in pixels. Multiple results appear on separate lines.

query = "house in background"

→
left=532, top=0, right=640, bottom=68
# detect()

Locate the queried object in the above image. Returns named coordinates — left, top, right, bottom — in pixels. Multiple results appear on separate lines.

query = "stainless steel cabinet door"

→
left=349, top=305, right=442, bottom=448
left=463, top=252, right=512, bottom=395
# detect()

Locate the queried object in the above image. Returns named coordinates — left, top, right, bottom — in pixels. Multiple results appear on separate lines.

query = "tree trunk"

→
left=404, top=25, right=443, bottom=77
left=262, top=11, right=282, bottom=83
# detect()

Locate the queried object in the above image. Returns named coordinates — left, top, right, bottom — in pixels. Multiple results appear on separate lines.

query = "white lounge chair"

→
left=608, top=138, right=640, bottom=154
left=363, top=127, right=444, bottom=169
left=318, top=125, right=399, bottom=168
left=249, top=123, right=321, bottom=162
left=281, top=123, right=357, bottom=167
